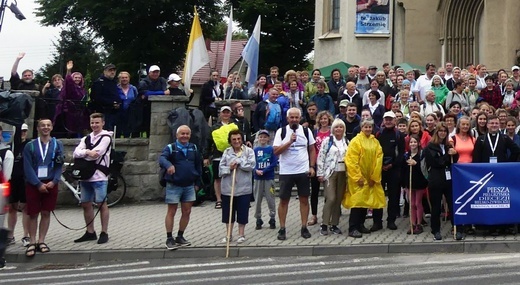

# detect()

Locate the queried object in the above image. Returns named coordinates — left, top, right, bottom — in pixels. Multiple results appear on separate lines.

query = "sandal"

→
left=25, top=244, right=36, bottom=257
left=215, top=201, right=222, bottom=209
left=307, top=216, right=318, bottom=226
left=37, top=242, right=50, bottom=253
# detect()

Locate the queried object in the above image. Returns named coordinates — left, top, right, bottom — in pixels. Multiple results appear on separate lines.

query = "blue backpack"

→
left=264, top=101, right=281, bottom=131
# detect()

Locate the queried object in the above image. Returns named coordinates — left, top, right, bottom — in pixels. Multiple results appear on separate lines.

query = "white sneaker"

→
left=237, top=236, right=246, bottom=243
left=425, top=213, right=431, bottom=218
left=21, top=237, right=30, bottom=247
left=221, top=236, right=233, bottom=243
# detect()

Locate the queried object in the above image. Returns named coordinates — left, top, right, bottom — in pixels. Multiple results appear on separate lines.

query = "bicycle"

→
left=61, top=162, right=127, bottom=208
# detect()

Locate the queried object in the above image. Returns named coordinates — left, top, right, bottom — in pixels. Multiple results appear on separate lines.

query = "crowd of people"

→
left=5, top=54, right=520, bottom=253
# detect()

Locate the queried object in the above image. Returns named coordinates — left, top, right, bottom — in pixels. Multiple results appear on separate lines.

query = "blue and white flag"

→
left=452, top=163, right=520, bottom=225
left=242, top=16, right=261, bottom=89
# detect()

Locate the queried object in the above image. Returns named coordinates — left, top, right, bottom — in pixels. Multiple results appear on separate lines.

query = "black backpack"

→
left=70, top=135, right=110, bottom=180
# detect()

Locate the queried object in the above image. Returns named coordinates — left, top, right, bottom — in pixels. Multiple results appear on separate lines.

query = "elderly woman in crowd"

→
left=317, top=118, right=348, bottom=236
left=219, top=129, right=255, bottom=244
left=344, top=118, right=385, bottom=238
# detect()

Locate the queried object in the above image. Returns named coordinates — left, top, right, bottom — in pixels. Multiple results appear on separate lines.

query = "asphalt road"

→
left=2, top=253, right=520, bottom=285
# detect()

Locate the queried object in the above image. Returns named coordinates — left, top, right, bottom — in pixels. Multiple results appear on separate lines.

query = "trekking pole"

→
left=225, top=168, right=237, bottom=258
left=409, top=164, right=414, bottom=235
left=451, top=154, right=456, bottom=239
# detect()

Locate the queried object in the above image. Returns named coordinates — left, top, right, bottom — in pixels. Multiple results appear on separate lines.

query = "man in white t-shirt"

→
left=413, top=63, right=436, bottom=104
left=273, top=108, right=316, bottom=241
left=444, top=62, right=454, bottom=81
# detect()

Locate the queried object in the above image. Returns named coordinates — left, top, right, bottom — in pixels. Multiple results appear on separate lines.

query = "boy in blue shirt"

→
left=253, top=130, right=278, bottom=229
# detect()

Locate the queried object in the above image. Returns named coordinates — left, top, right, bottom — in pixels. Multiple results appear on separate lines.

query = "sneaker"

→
left=256, top=219, right=263, bottom=230
left=301, top=227, right=312, bottom=239
left=277, top=228, right=286, bottom=240
left=97, top=232, right=109, bottom=244
left=366, top=209, right=373, bottom=219
left=269, top=218, right=276, bottom=229
left=370, top=223, right=383, bottom=232
left=359, top=226, right=371, bottom=234
left=424, top=213, right=431, bottom=218
left=237, top=236, right=246, bottom=243
left=433, top=232, right=442, bottom=241
left=387, top=222, right=398, bottom=230
left=320, top=225, right=328, bottom=236
left=221, top=236, right=233, bottom=243
left=165, top=237, right=178, bottom=250
left=6, top=237, right=15, bottom=246
left=330, top=225, right=342, bottom=235
left=21, top=236, right=30, bottom=247
left=455, top=232, right=464, bottom=241
left=74, top=231, right=97, bottom=243
left=348, top=229, right=362, bottom=238
left=175, top=236, right=191, bottom=246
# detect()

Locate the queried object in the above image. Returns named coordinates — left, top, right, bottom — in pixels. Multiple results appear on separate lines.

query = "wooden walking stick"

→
left=225, top=168, right=237, bottom=258
left=451, top=154, right=456, bottom=239
left=409, top=163, right=414, bottom=235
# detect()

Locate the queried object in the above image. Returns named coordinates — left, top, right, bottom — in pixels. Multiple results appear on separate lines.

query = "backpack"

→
left=323, top=135, right=349, bottom=157
left=280, top=125, right=312, bottom=146
left=70, top=135, right=110, bottom=180
left=264, top=101, right=282, bottom=131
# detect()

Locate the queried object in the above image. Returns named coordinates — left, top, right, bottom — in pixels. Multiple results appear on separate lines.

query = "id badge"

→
left=445, top=170, right=451, bottom=181
left=38, top=166, right=48, bottom=178
left=489, top=157, right=498, bottom=163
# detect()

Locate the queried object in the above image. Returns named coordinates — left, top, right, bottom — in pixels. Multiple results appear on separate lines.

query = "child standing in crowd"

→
left=402, top=135, right=428, bottom=235
left=253, top=130, right=278, bottom=230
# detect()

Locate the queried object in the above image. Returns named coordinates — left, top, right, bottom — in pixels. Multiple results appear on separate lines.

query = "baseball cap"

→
left=149, top=65, right=160, bottom=72
left=104, top=63, right=116, bottom=70
left=168, top=73, right=182, bottom=82
left=258, top=130, right=270, bottom=137
left=339, top=99, right=349, bottom=107
left=220, top=106, right=232, bottom=112
left=383, top=111, right=396, bottom=118
left=368, top=65, right=377, bottom=70
left=21, top=123, right=28, bottom=130
left=512, top=66, right=520, bottom=71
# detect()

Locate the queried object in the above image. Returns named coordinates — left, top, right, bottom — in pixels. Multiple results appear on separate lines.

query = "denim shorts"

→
left=165, top=183, right=196, bottom=204
left=80, top=180, right=108, bottom=203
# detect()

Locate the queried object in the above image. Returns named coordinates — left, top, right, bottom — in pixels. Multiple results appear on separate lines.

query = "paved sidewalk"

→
left=5, top=197, right=520, bottom=263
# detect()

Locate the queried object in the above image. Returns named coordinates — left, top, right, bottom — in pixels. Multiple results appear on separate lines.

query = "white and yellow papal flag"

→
left=183, top=6, right=210, bottom=96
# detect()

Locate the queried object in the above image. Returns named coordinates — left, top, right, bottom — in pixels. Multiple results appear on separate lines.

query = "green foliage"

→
left=227, top=0, right=315, bottom=74
left=34, top=24, right=105, bottom=86
left=35, top=0, right=223, bottom=82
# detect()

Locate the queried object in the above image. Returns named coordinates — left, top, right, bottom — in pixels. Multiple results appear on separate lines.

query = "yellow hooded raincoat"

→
left=343, top=132, right=386, bottom=209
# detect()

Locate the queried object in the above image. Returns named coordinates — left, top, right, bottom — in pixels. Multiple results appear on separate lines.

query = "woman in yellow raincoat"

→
left=344, top=118, right=385, bottom=238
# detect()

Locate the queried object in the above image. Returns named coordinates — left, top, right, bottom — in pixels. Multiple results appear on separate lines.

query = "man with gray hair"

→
left=159, top=125, right=202, bottom=250
left=273, top=108, right=316, bottom=240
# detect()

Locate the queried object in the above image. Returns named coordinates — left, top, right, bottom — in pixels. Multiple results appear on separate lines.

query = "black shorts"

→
left=212, top=160, right=221, bottom=180
left=278, top=173, right=310, bottom=200
left=221, top=194, right=250, bottom=225
left=8, top=176, right=26, bottom=204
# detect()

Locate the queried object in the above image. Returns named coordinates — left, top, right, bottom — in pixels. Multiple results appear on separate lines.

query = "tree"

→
left=228, top=0, right=315, bottom=74
left=35, top=0, right=223, bottom=82
left=34, top=24, right=105, bottom=88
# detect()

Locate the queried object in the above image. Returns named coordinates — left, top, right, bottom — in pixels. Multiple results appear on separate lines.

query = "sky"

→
left=0, top=1, right=59, bottom=79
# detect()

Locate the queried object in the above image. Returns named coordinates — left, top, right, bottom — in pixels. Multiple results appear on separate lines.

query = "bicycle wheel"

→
left=106, top=174, right=126, bottom=207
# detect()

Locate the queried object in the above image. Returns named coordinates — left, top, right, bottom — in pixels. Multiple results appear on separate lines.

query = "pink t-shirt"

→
left=452, top=134, right=475, bottom=163
left=315, top=129, right=331, bottom=152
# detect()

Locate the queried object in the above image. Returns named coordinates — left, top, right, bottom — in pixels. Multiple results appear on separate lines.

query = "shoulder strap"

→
left=281, top=126, right=287, bottom=140
left=303, top=127, right=310, bottom=145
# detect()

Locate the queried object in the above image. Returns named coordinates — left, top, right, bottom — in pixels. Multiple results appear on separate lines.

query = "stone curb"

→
left=5, top=241, right=520, bottom=264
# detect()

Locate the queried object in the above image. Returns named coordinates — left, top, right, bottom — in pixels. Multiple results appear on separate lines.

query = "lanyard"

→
left=38, top=138, right=49, bottom=162
left=487, top=133, right=499, bottom=155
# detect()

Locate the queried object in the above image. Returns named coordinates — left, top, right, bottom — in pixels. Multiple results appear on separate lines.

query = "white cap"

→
left=383, top=111, right=396, bottom=118
left=220, top=106, right=232, bottom=112
left=21, top=123, right=28, bottom=130
left=168, top=73, right=182, bottom=82
left=149, top=65, right=160, bottom=72
left=512, top=66, right=520, bottom=71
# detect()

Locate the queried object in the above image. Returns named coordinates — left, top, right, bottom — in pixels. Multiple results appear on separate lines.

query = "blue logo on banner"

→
left=452, top=163, right=520, bottom=225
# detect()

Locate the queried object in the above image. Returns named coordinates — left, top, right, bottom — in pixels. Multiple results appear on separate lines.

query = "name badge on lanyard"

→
left=487, top=133, right=499, bottom=163
left=37, top=138, right=50, bottom=178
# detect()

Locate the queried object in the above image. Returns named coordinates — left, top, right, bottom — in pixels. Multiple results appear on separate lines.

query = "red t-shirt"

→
left=315, top=129, right=331, bottom=152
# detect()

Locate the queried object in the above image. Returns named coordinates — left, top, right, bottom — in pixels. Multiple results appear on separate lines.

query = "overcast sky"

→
left=0, top=1, right=59, bottom=79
